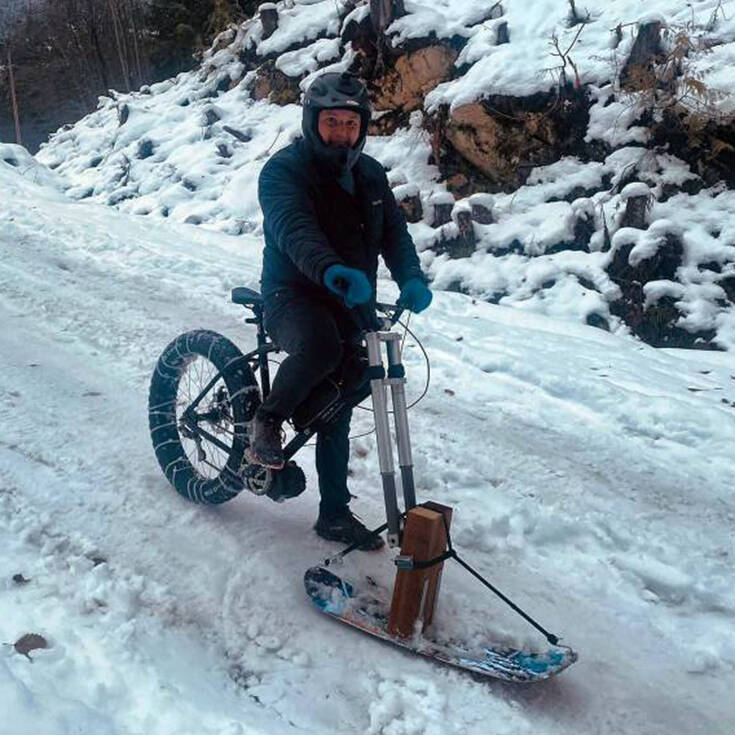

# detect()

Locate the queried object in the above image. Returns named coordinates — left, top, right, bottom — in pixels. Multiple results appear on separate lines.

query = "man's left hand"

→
left=398, top=278, right=432, bottom=314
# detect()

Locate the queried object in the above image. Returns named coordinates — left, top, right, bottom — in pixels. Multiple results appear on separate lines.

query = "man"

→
left=253, top=72, right=432, bottom=550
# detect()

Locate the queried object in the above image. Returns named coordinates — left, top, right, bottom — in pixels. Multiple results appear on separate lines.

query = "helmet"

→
left=302, top=72, right=372, bottom=177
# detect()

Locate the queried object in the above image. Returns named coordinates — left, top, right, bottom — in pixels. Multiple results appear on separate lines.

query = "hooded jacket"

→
left=257, top=137, right=426, bottom=301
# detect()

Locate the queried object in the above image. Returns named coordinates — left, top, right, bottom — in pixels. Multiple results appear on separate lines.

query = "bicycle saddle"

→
left=231, top=287, right=263, bottom=307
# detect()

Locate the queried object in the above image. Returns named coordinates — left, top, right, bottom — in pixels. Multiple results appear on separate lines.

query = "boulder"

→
left=441, top=91, right=588, bottom=191
left=373, top=45, right=457, bottom=113
left=252, top=59, right=301, bottom=105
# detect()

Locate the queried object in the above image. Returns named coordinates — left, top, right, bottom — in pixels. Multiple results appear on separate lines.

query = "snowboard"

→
left=304, top=565, right=577, bottom=683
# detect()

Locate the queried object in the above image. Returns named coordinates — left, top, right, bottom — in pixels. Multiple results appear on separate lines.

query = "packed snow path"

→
left=2, top=165, right=735, bottom=734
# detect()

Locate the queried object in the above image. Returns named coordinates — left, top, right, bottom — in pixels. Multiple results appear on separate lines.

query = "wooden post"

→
left=388, top=502, right=453, bottom=638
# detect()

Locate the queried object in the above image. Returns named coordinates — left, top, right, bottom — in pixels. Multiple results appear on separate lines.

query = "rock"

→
left=203, top=107, right=221, bottom=125
left=442, top=91, right=588, bottom=191
left=586, top=312, right=610, bottom=331
left=445, top=172, right=469, bottom=193
left=572, top=214, right=595, bottom=251
left=373, top=45, right=457, bottom=113
left=210, top=27, right=236, bottom=56
left=223, top=125, right=252, bottom=143
left=718, top=275, right=735, bottom=302
left=14, top=633, right=48, bottom=660
left=137, top=139, right=155, bottom=159
left=252, top=59, right=301, bottom=105
left=445, top=102, right=519, bottom=185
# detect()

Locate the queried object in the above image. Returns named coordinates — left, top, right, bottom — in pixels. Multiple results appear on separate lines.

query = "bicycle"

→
left=148, top=286, right=414, bottom=544
left=147, top=288, right=579, bottom=678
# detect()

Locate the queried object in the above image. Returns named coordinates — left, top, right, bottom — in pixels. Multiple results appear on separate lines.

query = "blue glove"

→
left=398, top=278, right=432, bottom=313
left=323, top=264, right=372, bottom=308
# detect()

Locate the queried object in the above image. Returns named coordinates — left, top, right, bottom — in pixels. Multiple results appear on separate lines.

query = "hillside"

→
left=30, top=0, right=735, bottom=350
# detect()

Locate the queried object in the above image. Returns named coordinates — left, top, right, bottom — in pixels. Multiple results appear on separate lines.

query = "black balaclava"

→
left=301, top=72, right=371, bottom=178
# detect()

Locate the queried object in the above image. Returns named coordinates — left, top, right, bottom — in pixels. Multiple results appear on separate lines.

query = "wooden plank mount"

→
left=388, top=501, right=453, bottom=638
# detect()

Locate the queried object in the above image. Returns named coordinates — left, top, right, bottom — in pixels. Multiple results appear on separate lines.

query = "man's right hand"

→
left=323, top=264, right=372, bottom=308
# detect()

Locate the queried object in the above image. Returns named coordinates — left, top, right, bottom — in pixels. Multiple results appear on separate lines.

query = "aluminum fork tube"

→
left=365, top=332, right=401, bottom=547
left=385, top=334, right=416, bottom=511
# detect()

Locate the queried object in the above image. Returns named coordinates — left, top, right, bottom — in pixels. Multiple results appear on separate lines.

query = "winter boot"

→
left=314, top=508, right=385, bottom=551
left=248, top=408, right=285, bottom=469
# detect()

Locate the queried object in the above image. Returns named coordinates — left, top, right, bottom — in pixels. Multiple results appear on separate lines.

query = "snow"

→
left=420, top=0, right=735, bottom=110
left=276, top=37, right=341, bottom=77
left=3, top=156, right=735, bottom=734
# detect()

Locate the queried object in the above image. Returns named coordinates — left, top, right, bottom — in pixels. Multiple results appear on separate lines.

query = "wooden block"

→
left=420, top=502, right=453, bottom=627
left=387, top=504, right=453, bottom=638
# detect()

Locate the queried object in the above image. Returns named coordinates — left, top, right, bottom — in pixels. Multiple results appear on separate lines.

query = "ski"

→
left=304, top=566, right=578, bottom=683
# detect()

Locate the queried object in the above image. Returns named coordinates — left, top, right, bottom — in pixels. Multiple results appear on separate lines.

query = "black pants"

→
left=261, top=289, right=360, bottom=518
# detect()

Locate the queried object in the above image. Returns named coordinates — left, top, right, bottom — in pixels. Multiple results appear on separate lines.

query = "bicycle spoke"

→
left=175, top=354, right=237, bottom=481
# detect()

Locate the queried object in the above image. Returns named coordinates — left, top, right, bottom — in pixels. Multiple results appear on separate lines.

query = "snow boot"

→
left=314, top=508, right=385, bottom=551
left=248, top=408, right=285, bottom=469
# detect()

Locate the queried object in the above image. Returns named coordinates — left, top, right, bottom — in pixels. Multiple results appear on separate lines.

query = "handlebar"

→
left=329, top=278, right=405, bottom=330
left=348, top=301, right=405, bottom=332
left=376, top=301, right=406, bottom=327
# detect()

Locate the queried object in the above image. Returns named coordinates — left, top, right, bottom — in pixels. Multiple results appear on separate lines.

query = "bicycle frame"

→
left=185, top=297, right=417, bottom=546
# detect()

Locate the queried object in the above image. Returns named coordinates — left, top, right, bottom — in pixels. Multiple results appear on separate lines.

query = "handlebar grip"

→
left=350, top=302, right=382, bottom=331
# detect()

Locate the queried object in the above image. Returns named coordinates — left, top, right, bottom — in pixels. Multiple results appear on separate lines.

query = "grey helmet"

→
left=302, top=72, right=371, bottom=177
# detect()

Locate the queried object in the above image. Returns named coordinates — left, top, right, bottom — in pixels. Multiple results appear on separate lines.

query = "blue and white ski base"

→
left=304, top=566, right=577, bottom=683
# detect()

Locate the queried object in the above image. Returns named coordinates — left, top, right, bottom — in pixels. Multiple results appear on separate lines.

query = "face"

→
left=317, top=108, right=362, bottom=148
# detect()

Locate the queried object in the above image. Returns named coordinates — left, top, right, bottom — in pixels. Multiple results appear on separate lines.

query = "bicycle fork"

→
left=365, top=330, right=416, bottom=548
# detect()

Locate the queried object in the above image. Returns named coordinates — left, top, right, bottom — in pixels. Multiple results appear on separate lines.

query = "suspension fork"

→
left=365, top=329, right=416, bottom=548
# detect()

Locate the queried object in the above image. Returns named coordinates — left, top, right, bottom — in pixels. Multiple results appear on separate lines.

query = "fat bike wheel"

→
left=148, top=329, right=261, bottom=504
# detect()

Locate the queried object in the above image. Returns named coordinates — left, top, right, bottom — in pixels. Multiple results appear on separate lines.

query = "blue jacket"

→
left=258, top=138, right=426, bottom=299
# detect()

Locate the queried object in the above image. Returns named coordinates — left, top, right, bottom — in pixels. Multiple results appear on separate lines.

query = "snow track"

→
left=2, top=166, right=735, bottom=733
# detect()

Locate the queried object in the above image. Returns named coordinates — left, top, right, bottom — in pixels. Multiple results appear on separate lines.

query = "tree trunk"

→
left=126, top=0, right=144, bottom=86
left=109, top=0, right=131, bottom=91
left=87, top=1, right=111, bottom=90
left=6, top=46, right=23, bottom=145
left=370, top=0, right=394, bottom=33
